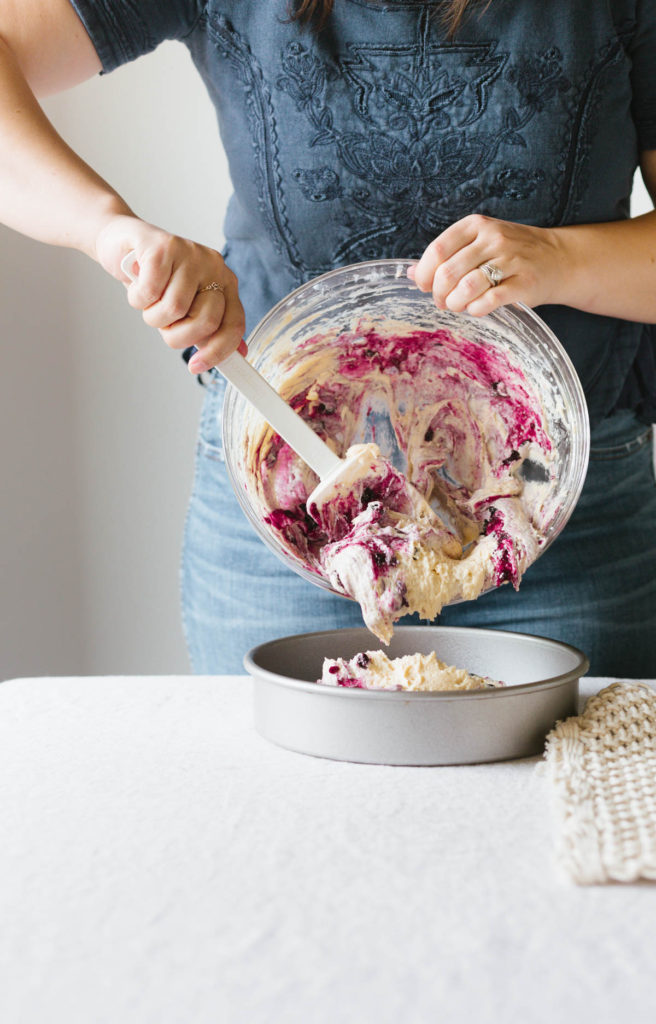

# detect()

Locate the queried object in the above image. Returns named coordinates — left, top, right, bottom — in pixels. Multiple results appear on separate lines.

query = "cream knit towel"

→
left=545, top=682, right=656, bottom=884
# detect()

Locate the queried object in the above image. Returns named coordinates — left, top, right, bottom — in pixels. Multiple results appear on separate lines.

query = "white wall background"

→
left=1, top=42, right=230, bottom=680
left=1, top=41, right=654, bottom=681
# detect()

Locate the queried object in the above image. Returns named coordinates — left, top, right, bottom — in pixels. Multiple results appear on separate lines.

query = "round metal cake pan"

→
left=244, top=626, right=589, bottom=766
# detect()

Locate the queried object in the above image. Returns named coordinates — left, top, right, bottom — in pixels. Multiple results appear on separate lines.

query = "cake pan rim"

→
left=244, top=625, right=589, bottom=700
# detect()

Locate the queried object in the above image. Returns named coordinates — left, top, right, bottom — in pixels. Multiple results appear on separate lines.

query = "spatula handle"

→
left=219, top=350, right=341, bottom=479
left=119, top=251, right=341, bottom=480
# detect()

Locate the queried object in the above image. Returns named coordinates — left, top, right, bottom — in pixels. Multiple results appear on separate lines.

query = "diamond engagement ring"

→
left=197, top=281, right=224, bottom=294
left=479, top=262, right=503, bottom=287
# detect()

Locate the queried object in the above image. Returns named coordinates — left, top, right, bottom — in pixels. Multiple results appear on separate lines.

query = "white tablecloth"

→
left=0, top=674, right=654, bottom=1024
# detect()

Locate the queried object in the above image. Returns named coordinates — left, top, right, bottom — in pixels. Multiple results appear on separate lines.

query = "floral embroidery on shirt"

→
left=293, top=166, right=343, bottom=201
left=507, top=47, right=572, bottom=113
left=205, top=14, right=304, bottom=273
left=277, top=30, right=572, bottom=264
left=204, top=9, right=628, bottom=277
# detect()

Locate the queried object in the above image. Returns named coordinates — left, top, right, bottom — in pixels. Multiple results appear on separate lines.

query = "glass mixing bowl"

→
left=223, top=259, right=590, bottom=596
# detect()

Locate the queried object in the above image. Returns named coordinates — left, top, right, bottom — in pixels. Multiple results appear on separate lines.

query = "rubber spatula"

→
left=120, top=250, right=379, bottom=516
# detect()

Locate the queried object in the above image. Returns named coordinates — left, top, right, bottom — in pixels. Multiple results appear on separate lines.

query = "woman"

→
left=1, top=0, right=655, bottom=674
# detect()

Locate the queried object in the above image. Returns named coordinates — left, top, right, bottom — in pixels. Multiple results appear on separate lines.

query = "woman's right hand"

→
left=0, top=6, right=246, bottom=374
left=95, top=215, right=246, bottom=373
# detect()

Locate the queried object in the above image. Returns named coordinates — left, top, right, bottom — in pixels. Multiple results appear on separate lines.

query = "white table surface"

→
left=0, top=674, right=654, bottom=1024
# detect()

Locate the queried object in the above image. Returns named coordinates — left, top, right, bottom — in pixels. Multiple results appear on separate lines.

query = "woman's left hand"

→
left=409, top=214, right=564, bottom=316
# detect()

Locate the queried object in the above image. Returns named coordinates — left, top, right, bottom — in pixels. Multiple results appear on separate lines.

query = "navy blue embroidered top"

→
left=70, top=0, right=656, bottom=426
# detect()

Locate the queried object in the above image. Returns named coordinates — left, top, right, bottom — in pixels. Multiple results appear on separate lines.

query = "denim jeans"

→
left=181, top=371, right=656, bottom=676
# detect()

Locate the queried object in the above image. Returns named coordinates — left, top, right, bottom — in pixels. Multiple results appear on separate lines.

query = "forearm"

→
left=549, top=212, right=656, bottom=323
left=0, top=35, right=131, bottom=258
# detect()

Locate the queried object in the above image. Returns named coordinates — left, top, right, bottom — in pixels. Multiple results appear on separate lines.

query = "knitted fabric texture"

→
left=545, top=682, right=656, bottom=884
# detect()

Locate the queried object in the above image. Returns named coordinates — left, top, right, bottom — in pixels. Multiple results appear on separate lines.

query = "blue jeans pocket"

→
left=589, top=425, right=653, bottom=463
left=198, top=369, right=227, bottom=462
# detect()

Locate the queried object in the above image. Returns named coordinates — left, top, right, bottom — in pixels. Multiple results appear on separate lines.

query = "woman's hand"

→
left=95, top=215, right=246, bottom=373
left=409, top=214, right=564, bottom=317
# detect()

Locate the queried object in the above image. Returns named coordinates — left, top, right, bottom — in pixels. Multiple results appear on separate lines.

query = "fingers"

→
left=431, top=242, right=494, bottom=310
left=408, top=215, right=525, bottom=315
left=120, top=240, right=245, bottom=368
left=96, top=219, right=248, bottom=368
left=158, top=286, right=226, bottom=352
left=125, top=247, right=175, bottom=310
left=411, top=215, right=483, bottom=293
left=185, top=272, right=246, bottom=373
left=463, top=283, right=513, bottom=318
left=140, top=260, right=199, bottom=331
left=442, top=257, right=511, bottom=313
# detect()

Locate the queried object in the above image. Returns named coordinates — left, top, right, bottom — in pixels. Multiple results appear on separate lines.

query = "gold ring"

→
left=197, top=282, right=225, bottom=294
